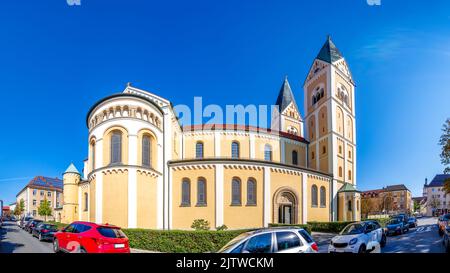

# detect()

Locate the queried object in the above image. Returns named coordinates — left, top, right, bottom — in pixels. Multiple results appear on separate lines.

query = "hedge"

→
left=122, top=229, right=252, bottom=253
left=306, top=221, right=355, bottom=233
left=267, top=223, right=311, bottom=234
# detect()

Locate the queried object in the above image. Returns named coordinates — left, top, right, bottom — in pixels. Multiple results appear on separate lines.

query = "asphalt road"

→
left=0, top=221, right=53, bottom=253
left=314, top=217, right=446, bottom=253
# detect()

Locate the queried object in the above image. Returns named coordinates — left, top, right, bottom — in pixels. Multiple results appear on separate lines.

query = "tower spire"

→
left=275, top=77, right=298, bottom=113
left=316, top=35, right=343, bottom=63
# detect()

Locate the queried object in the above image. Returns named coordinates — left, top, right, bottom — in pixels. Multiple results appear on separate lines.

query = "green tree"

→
left=361, top=198, right=374, bottom=219
left=413, top=200, right=421, bottom=212
left=191, top=219, right=210, bottom=231
left=439, top=118, right=450, bottom=194
left=38, top=198, right=52, bottom=221
left=15, top=199, right=25, bottom=218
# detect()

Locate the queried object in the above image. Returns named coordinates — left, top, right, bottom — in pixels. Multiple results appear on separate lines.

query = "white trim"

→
left=332, top=179, right=338, bottom=221
left=26, top=188, right=30, bottom=215
left=250, top=134, right=256, bottom=159
left=95, top=172, right=103, bottom=224
left=263, top=167, right=271, bottom=227
left=280, top=139, right=286, bottom=164
left=157, top=136, right=164, bottom=229
left=78, top=186, right=81, bottom=221
left=214, top=131, right=221, bottom=157
left=302, top=173, right=308, bottom=224
left=215, top=164, right=224, bottom=228
left=128, top=134, right=138, bottom=228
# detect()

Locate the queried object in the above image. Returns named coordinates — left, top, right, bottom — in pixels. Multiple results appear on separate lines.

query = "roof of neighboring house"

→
left=383, top=184, right=410, bottom=192
left=2, top=206, right=10, bottom=211
left=182, top=124, right=309, bottom=144
left=425, top=174, right=450, bottom=188
left=16, top=176, right=63, bottom=197
left=275, top=77, right=299, bottom=115
left=412, top=197, right=426, bottom=204
left=361, top=189, right=383, bottom=197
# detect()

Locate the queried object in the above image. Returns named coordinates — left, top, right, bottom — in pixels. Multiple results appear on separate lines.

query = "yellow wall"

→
left=103, top=171, right=128, bottom=228
left=307, top=176, right=330, bottom=222
left=184, top=133, right=215, bottom=159
left=80, top=186, right=89, bottom=221
left=319, top=138, right=329, bottom=173
left=171, top=168, right=216, bottom=229
left=255, top=137, right=280, bottom=162
left=318, top=106, right=328, bottom=138
left=270, top=171, right=303, bottom=224
left=137, top=172, right=158, bottom=229
left=220, top=134, right=250, bottom=159
left=284, top=142, right=306, bottom=167
left=224, top=168, right=264, bottom=229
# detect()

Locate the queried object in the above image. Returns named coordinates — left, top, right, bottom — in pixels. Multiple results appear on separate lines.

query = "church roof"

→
left=275, top=77, right=298, bottom=113
left=338, top=183, right=359, bottom=193
left=64, top=163, right=80, bottom=174
left=316, top=35, right=344, bottom=64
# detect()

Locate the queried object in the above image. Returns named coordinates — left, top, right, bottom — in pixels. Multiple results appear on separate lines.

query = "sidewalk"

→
left=131, top=248, right=161, bottom=253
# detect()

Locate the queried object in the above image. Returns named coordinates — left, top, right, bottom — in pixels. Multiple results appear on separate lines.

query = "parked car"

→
left=328, top=221, right=386, bottom=253
left=19, top=217, right=33, bottom=229
left=407, top=217, right=418, bottom=228
left=437, top=213, right=450, bottom=236
left=26, top=220, right=43, bottom=233
left=53, top=221, right=130, bottom=253
left=32, top=223, right=59, bottom=241
left=218, top=228, right=318, bottom=253
left=443, top=224, right=450, bottom=253
left=386, top=217, right=409, bottom=236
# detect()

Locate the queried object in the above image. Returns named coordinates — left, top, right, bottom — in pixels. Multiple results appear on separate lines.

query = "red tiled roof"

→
left=182, top=124, right=309, bottom=143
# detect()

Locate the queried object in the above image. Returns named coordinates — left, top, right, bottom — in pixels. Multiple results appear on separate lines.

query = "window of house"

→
left=339, top=167, right=343, bottom=177
left=181, top=179, right=191, bottom=206
left=311, top=185, right=318, bottom=207
left=47, top=191, right=51, bottom=198
left=84, top=193, right=88, bottom=211
left=40, top=191, right=44, bottom=197
left=197, top=179, right=207, bottom=206
left=348, top=200, right=352, bottom=211
left=33, top=210, right=36, bottom=216
left=348, top=170, right=352, bottom=180
left=264, top=144, right=272, bottom=161
left=142, top=135, right=151, bottom=167
left=231, top=141, right=240, bottom=159
left=292, top=151, right=298, bottom=165
left=33, top=200, right=36, bottom=206
left=339, top=146, right=342, bottom=154
left=320, top=186, right=326, bottom=207
left=311, top=151, right=315, bottom=160
left=247, top=179, right=256, bottom=205
left=111, top=131, right=122, bottom=164
left=348, top=151, right=352, bottom=159
left=196, top=142, right=204, bottom=159
left=232, top=178, right=242, bottom=205
left=33, top=189, right=37, bottom=196
left=90, top=140, right=96, bottom=170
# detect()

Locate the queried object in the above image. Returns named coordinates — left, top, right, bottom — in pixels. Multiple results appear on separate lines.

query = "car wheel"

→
left=380, top=234, right=387, bottom=248
left=80, top=247, right=87, bottom=254
left=53, top=239, right=61, bottom=253
left=358, top=244, right=366, bottom=253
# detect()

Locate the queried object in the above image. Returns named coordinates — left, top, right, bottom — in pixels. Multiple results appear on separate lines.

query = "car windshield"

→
left=218, top=232, right=252, bottom=253
left=97, top=227, right=127, bottom=238
left=389, top=219, right=401, bottom=224
left=340, top=224, right=365, bottom=235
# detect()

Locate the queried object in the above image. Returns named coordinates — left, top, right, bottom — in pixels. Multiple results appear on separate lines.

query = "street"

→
left=0, top=217, right=447, bottom=253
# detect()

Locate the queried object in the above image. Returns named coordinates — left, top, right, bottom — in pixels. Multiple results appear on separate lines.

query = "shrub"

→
left=216, top=225, right=228, bottom=231
left=307, top=221, right=355, bottom=233
left=123, top=229, right=251, bottom=253
left=268, top=223, right=311, bottom=234
left=191, top=219, right=210, bottom=231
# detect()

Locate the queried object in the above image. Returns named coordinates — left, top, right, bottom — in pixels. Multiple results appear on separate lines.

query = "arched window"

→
left=320, top=186, right=326, bottom=207
left=84, top=193, right=88, bottom=211
left=181, top=179, right=191, bottom=206
left=195, top=142, right=204, bottom=159
left=110, top=131, right=122, bottom=164
left=322, top=146, right=327, bottom=154
left=90, top=140, right=95, bottom=170
left=348, top=200, right=352, bottom=211
left=197, top=178, right=207, bottom=206
left=231, top=178, right=241, bottom=205
left=142, top=135, right=151, bottom=167
left=231, top=141, right=240, bottom=159
left=339, top=167, right=343, bottom=177
left=348, top=170, right=352, bottom=180
left=339, top=145, right=342, bottom=154
left=264, top=144, right=272, bottom=161
left=292, top=151, right=298, bottom=165
left=311, top=185, right=318, bottom=207
left=247, top=179, right=256, bottom=205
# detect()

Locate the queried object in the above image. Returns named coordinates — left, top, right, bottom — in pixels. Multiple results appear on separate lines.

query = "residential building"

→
left=361, top=184, right=412, bottom=215
left=59, top=36, right=361, bottom=230
left=423, top=174, right=450, bottom=216
left=16, top=176, right=64, bottom=220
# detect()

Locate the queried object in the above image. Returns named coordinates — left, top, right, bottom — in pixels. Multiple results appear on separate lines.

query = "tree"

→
left=14, top=199, right=25, bottom=218
left=361, top=198, right=374, bottom=219
left=38, top=199, right=52, bottom=222
left=413, top=200, right=421, bottom=212
left=439, top=119, right=450, bottom=194
left=191, top=219, right=210, bottom=231
left=380, top=193, right=394, bottom=214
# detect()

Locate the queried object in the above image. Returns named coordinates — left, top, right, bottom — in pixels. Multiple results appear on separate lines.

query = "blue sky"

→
left=0, top=0, right=449, bottom=204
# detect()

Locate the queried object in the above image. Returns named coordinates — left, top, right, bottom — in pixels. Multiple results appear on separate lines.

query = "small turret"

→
left=62, top=163, right=80, bottom=224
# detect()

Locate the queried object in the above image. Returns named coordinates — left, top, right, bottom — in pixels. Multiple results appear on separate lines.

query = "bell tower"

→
left=303, top=36, right=358, bottom=221
left=62, top=163, right=80, bottom=224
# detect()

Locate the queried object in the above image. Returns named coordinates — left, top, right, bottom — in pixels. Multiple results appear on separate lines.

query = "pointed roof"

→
left=338, top=183, right=359, bottom=193
left=316, top=35, right=344, bottom=64
left=275, top=77, right=298, bottom=113
left=64, top=163, right=80, bottom=174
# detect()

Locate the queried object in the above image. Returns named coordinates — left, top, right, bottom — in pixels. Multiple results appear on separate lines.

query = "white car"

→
left=218, top=228, right=319, bottom=253
left=328, top=221, right=387, bottom=253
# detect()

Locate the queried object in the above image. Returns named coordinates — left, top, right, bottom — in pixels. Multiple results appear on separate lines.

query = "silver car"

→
left=218, top=228, right=319, bottom=253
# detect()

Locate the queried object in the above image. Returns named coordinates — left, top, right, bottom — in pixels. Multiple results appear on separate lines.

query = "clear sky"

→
left=0, top=0, right=449, bottom=205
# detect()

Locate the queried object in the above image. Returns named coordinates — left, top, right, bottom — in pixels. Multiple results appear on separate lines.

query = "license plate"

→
left=114, top=244, right=125, bottom=249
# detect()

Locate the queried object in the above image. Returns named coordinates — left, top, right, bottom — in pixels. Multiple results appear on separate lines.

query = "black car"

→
left=20, top=217, right=33, bottom=229
left=443, top=225, right=450, bottom=253
left=32, top=223, right=58, bottom=241
left=407, top=217, right=418, bottom=228
left=26, top=220, right=43, bottom=233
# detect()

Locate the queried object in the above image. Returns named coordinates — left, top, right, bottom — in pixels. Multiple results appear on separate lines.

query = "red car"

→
left=53, top=221, right=130, bottom=253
